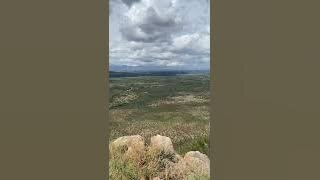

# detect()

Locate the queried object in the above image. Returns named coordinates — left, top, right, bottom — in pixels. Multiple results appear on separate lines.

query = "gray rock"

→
left=184, top=151, right=210, bottom=176
left=150, top=135, right=175, bottom=155
left=109, top=135, right=145, bottom=160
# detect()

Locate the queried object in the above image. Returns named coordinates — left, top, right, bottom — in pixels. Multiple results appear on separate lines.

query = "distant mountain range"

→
left=110, top=70, right=209, bottom=78
left=110, top=64, right=209, bottom=72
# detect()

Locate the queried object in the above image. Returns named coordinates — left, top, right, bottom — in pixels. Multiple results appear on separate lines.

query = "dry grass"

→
left=109, top=145, right=176, bottom=179
left=149, top=95, right=208, bottom=107
left=110, top=109, right=136, bottom=122
left=110, top=92, right=138, bottom=107
left=109, top=119, right=209, bottom=155
left=109, top=74, right=211, bottom=178
left=188, top=106, right=210, bottom=121
left=109, top=144, right=209, bottom=180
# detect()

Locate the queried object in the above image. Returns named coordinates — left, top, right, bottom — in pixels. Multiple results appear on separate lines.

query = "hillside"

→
left=109, top=74, right=210, bottom=155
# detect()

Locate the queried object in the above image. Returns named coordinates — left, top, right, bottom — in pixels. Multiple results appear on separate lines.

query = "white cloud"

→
left=109, top=0, right=210, bottom=70
left=173, top=33, right=200, bottom=50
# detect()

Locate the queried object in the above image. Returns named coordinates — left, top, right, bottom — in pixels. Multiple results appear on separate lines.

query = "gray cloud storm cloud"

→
left=109, top=0, right=210, bottom=70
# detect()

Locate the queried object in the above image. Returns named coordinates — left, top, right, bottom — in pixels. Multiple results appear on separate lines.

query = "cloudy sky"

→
left=109, top=0, right=210, bottom=70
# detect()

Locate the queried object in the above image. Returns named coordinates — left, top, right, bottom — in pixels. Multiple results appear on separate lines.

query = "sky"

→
left=109, top=0, right=210, bottom=71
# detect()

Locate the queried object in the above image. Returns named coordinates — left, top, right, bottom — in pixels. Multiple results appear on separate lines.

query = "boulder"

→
left=166, top=159, right=188, bottom=179
left=109, top=135, right=211, bottom=179
left=109, top=135, right=145, bottom=160
left=184, top=151, right=210, bottom=176
left=150, top=135, right=175, bottom=155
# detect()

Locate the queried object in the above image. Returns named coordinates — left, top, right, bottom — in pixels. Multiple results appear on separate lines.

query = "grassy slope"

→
left=109, top=74, right=210, bottom=155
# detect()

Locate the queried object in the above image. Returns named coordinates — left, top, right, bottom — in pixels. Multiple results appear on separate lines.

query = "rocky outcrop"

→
left=109, top=135, right=145, bottom=163
left=184, top=151, right=210, bottom=177
left=150, top=135, right=175, bottom=155
left=109, top=135, right=210, bottom=180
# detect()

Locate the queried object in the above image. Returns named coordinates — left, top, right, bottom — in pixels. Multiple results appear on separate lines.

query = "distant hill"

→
left=110, top=71, right=186, bottom=77
left=110, top=65, right=209, bottom=72
left=109, top=70, right=209, bottom=78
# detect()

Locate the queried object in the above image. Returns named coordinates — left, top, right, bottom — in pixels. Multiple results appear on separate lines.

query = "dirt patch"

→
left=110, top=109, right=136, bottom=122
